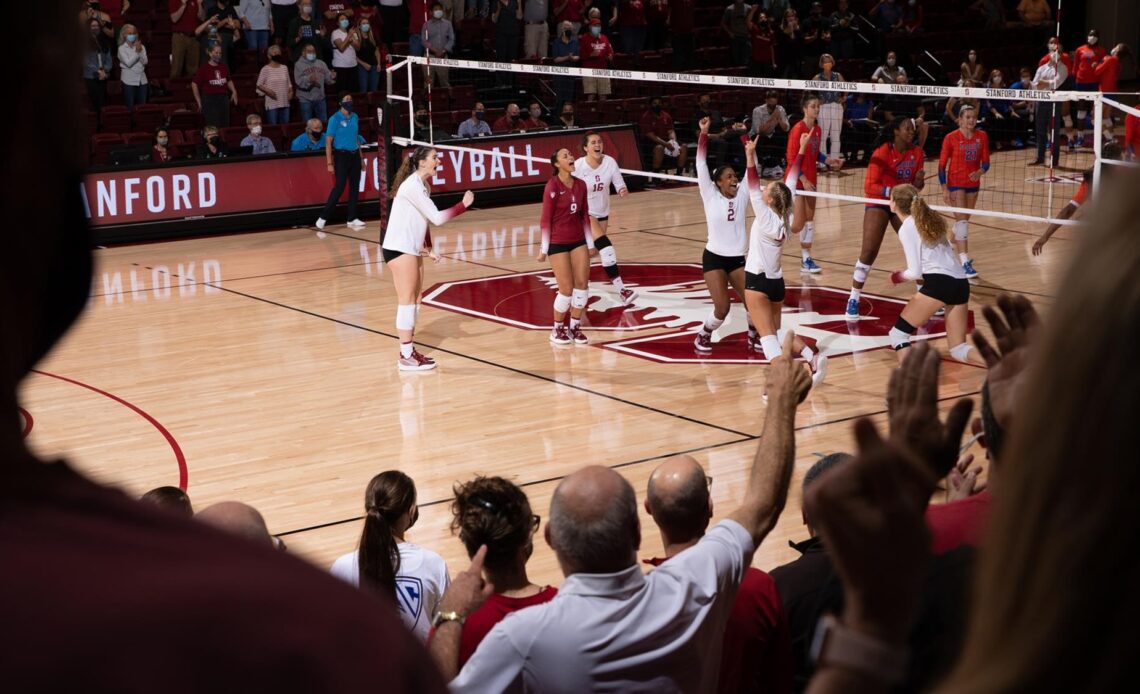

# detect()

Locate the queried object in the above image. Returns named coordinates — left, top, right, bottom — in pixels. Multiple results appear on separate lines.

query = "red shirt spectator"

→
left=647, top=0, right=669, bottom=23
left=750, top=22, right=774, bottom=64
left=580, top=30, right=614, bottom=68
left=669, top=0, right=695, bottom=34
left=620, top=0, right=647, bottom=27
left=639, top=106, right=675, bottom=141
left=456, top=588, right=558, bottom=668
left=192, top=60, right=232, bottom=95
left=101, top=0, right=126, bottom=23
left=409, top=0, right=427, bottom=34
left=170, top=0, right=202, bottom=33
left=555, top=0, right=586, bottom=24
left=926, top=491, right=992, bottom=554
left=519, top=116, right=548, bottom=130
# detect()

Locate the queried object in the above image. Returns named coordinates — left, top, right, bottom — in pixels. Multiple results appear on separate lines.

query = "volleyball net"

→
left=385, top=55, right=1138, bottom=227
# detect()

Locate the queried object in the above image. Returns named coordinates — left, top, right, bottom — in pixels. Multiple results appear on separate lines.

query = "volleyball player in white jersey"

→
left=886, top=184, right=978, bottom=363
left=743, top=132, right=828, bottom=386
left=382, top=146, right=475, bottom=371
left=692, top=116, right=760, bottom=352
left=574, top=132, right=637, bottom=306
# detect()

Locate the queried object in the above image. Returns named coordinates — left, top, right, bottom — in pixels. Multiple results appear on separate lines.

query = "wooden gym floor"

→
left=23, top=152, right=1075, bottom=585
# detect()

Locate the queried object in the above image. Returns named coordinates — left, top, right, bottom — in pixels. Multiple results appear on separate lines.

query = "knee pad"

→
left=853, top=261, right=872, bottom=284
left=594, top=234, right=613, bottom=251
left=599, top=245, right=618, bottom=267
left=554, top=293, right=572, bottom=313
left=801, top=221, right=814, bottom=245
left=396, top=304, right=417, bottom=331
left=953, top=220, right=968, bottom=242
left=1063, top=115, right=1074, bottom=128
left=894, top=317, right=917, bottom=335
left=1077, top=109, right=1088, bottom=121
left=949, top=342, right=973, bottom=362
left=571, top=288, right=588, bottom=309
left=759, top=334, right=782, bottom=360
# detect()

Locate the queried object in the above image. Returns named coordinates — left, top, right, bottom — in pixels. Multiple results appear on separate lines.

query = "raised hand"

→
left=970, top=293, right=1039, bottom=430
left=766, top=330, right=813, bottom=405
left=462, top=190, right=475, bottom=207
left=699, top=116, right=710, bottom=134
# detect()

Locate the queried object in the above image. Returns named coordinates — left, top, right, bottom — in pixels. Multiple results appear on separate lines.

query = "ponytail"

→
left=389, top=146, right=434, bottom=199
left=358, top=471, right=417, bottom=601
left=769, top=181, right=793, bottom=237
left=892, top=184, right=948, bottom=244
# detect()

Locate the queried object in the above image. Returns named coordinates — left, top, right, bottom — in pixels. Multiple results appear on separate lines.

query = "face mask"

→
left=475, top=111, right=485, bottom=120
left=1088, top=36, right=1097, bottom=45
left=564, top=29, right=572, bottom=37
left=511, top=112, right=522, bottom=120
left=209, top=26, right=219, bottom=35
left=309, top=130, right=321, bottom=139
left=301, top=5, right=312, bottom=15
left=432, top=10, right=443, bottom=19
left=210, top=53, right=221, bottom=63
left=269, top=53, right=282, bottom=62
left=415, top=115, right=428, bottom=123
left=590, top=26, right=601, bottom=36
left=361, top=23, right=371, bottom=32
left=339, top=19, right=350, bottom=29
left=562, top=112, right=573, bottom=120
left=530, top=110, right=541, bottom=119
left=251, top=125, right=262, bottom=136
left=157, top=137, right=168, bottom=146
left=126, top=34, right=137, bottom=43
left=208, top=136, right=221, bottom=145
left=651, top=105, right=662, bottom=113
left=341, top=101, right=354, bottom=112
left=992, top=76, right=1001, bottom=84
left=304, top=53, right=316, bottom=62
left=91, top=27, right=101, bottom=35
left=887, top=58, right=896, bottom=66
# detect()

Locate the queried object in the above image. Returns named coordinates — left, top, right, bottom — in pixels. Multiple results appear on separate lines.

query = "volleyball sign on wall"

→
left=422, top=263, right=972, bottom=364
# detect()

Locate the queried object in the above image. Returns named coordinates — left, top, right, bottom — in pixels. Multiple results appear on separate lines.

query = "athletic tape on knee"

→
left=853, top=262, right=872, bottom=284
left=599, top=246, right=618, bottom=267
left=760, top=334, right=782, bottom=360
left=594, top=235, right=613, bottom=251
left=802, top=221, right=814, bottom=245
left=571, top=288, right=588, bottom=309
left=554, top=293, right=572, bottom=313
left=953, top=220, right=968, bottom=242
left=949, top=342, right=973, bottom=362
left=1063, top=115, right=1074, bottom=128
left=396, top=304, right=417, bottom=331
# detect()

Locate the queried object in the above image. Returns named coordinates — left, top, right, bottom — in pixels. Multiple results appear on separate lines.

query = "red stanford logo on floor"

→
left=423, top=263, right=971, bottom=364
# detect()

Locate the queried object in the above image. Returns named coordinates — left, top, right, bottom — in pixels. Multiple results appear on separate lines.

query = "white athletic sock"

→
left=400, top=341, right=414, bottom=358
left=800, top=345, right=815, bottom=362
left=703, top=312, right=725, bottom=334
left=849, top=288, right=861, bottom=301
left=612, top=276, right=626, bottom=291
left=802, top=249, right=810, bottom=261
left=569, top=317, right=581, bottom=330
left=759, top=334, right=782, bottom=360
left=959, top=252, right=970, bottom=264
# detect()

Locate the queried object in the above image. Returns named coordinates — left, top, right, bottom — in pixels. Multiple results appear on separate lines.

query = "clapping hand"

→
left=970, top=293, right=1039, bottom=430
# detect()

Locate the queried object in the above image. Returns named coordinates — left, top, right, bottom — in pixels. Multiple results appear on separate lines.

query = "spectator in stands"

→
left=84, top=17, right=114, bottom=122
left=170, top=0, right=203, bottom=79
left=493, top=0, right=523, bottom=84
left=295, top=45, right=334, bottom=122
left=900, top=0, right=923, bottom=32
left=197, top=501, right=274, bottom=546
left=241, top=114, right=277, bottom=154
left=331, top=471, right=450, bottom=643
left=590, top=0, right=619, bottom=36
left=748, top=9, right=776, bottom=77
left=1017, top=0, right=1050, bottom=26
left=140, top=485, right=193, bottom=515
left=441, top=476, right=557, bottom=671
left=458, top=102, right=492, bottom=137
left=668, top=0, right=696, bottom=69
left=554, top=0, right=585, bottom=35
left=619, top=0, right=648, bottom=60
left=878, top=73, right=928, bottom=147
left=983, top=69, right=1017, bottom=149
left=291, top=118, right=328, bottom=150
left=198, top=0, right=242, bottom=71
left=551, top=20, right=580, bottom=106
left=640, top=96, right=689, bottom=176
left=431, top=341, right=813, bottom=688
left=695, top=94, right=729, bottom=167
left=750, top=90, right=790, bottom=177
left=522, top=101, right=549, bottom=129
left=80, top=1, right=114, bottom=28
left=827, top=0, right=855, bottom=59
left=843, top=92, right=877, bottom=163
left=581, top=18, right=614, bottom=101
left=960, top=48, right=984, bottom=86
left=869, top=0, right=902, bottom=33
left=257, top=46, right=293, bottom=125
left=523, top=0, right=551, bottom=59
left=646, top=0, right=668, bottom=50
left=288, top=2, right=327, bottom=62
left=192, top=44, right=239, bottom=127
left=331, top=12, right=361, bottom=93
left=870, top=50, right=905, bottom=83
left=323, top=1, right=357, bottom=23
left=643, top=455, right=794, bottom=694
left=969, top=0, right=1005, bottom=31
left=776, top=7, right=802, bottom=79
left=1028, top=46, right=1066, bottom=167
left=413, top=104, right=433, bottom=139
left=722, top=0, right=752, bottom=68
left=424, top=4, right=455, bottom=88
left=814, top=54, right=846, bottom=170
left=493, top=103, right=525, bottom=133
left=357, top=17, right=384, bottom=92
left=408, top=0, right=428, bottom=57
left=556, top=102, right=577, bottom=128
left=238, top=0, right=273, bottom=55
left=801, top=2, right=828, bottom=65
left=152, top=128, right=174, bottom=162
left=378, top=0, right=405, bottom=47
left=197, top=125, right=230, bottom=157
left=117, top=24, right=149, bottom=113
left=271, top=0, right=299, bottom=45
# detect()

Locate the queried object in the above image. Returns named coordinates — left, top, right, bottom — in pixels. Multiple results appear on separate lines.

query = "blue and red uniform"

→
left=864, top=142, right=924, bottom=210
left=786, top=120, right=823, bottom=189
left=939, top=129, right=990, bottom=192
left=1073, top=43, right=1107, bottom=88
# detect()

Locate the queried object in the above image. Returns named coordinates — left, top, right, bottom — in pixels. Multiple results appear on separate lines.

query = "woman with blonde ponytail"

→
left=330, top=471, right=450, bottom=642
left=742, top=132, right=828, bottom=387
left=382, top=146, right=475, bottom=371
left=886, top=184, right=979, bottom=363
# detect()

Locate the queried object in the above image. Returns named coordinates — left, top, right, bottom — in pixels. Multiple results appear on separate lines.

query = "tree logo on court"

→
left=422, top=263, right=971, bottom=364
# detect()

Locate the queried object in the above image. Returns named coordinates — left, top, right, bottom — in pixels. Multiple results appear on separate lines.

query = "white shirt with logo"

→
left=697, top=134, right=750, bottom=258
left=573, top=155, right=627, bottom=219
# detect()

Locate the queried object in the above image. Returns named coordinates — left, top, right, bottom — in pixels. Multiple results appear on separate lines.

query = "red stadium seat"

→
left=133, top=104, right=167, bottom=132
left=101, top=106, right=132, bottom=133
left=91, top=134, right=125, bottom=166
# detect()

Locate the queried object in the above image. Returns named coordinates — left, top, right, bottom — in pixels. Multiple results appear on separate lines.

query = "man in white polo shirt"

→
left=430, top=332, right=813, bottom=691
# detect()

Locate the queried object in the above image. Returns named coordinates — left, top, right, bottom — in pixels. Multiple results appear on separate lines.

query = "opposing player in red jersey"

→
left=1032, top=142, right=1122, bottom=255
left=1072, top=29, right=1108, bottom=150
left=1127, top=104, right=1140, bottom=162
left=1095, top=44, right=1131, bottom=138
left=785, top=92, right=840, bottom=274
left=938, top=104, right=990, bottom=278
left=539, top=148, right=596, bottom=346
left=845, top=117, right=925, bottom=317
left=1039, top=36, right=1076, bottom=148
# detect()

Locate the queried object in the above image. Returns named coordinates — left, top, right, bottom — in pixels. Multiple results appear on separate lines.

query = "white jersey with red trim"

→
left=573, top=155, right=627, bottom=219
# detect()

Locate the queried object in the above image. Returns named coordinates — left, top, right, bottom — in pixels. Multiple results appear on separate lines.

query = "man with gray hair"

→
left=431, top=331, right=814, bottom=690
left=196, top=501, right=275, bottom=545
left=240, top=114, right=277, bottom=155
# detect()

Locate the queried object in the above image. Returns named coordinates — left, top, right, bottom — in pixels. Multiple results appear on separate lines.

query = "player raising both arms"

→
left=382, top=147, right=475, bottom=371
left=691, top=117, right=758, bottom=353
left=573, top=131, right=636, bottom=306
left=845, top=116, right=925, bottom=318
left=1032, top=142, right=1123, bottom=255
left=786, top=92, right=841, bottom=274
left=938, top=104, right=990, bottom=278
left=539, top=148, right=596, bottom=346
left=743, top=133, right=828, bottom=386
left=886, top=184, right=978, bottom=364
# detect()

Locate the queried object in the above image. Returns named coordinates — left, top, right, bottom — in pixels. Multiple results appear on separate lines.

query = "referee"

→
left=316, top=95, right=365, bottom=231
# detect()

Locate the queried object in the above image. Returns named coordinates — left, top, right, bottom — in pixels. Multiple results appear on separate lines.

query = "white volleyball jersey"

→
left=744, top=165, right=796, bottom=278
left=573, top=155, right=627, bottom=218
left=696, top=134, right=750, bottom=257
left=898, top=217, right=967, bottom=281
left=382, top=174, right=466, bottom=255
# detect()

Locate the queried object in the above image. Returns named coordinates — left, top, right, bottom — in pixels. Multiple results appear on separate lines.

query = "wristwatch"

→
left=431, top=610, right=464, bottom=628
left=809, top=614, right=908, bottom=684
